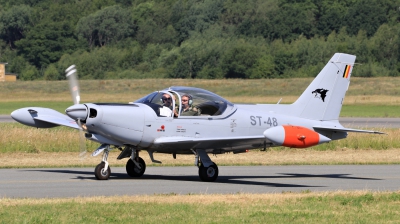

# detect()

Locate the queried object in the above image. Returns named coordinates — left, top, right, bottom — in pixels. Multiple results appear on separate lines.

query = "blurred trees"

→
left=0, top=0, right=398, bottom=80
left=0, top=5, right=32, bottom=49
left=76, top=5, right=135, bottom=48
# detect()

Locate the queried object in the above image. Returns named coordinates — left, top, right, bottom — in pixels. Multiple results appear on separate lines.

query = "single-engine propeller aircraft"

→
left=11, top=53, right=384, bottom=181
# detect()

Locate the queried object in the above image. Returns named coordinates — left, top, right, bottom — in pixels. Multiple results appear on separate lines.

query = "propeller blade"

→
left=65, top=65, right=80, bottom=105
left=77, top=119, right=87, bottom=159
left=66, top=65, right=86, bottom=158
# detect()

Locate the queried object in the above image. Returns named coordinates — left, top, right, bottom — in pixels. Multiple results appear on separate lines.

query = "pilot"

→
left=162, top=93, right=173, bottom=108
left=161, top=93, right=178, bottom=117
left=180, top=94, right=201, bottom=116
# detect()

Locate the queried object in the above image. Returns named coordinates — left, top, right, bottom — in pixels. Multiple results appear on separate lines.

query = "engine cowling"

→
left=263, top=125, right=331, bottom=148
left=84, top=103, right=145, bottom=145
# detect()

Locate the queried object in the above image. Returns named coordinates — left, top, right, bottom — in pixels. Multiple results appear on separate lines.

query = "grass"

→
left=340, top=105, right=400, bottom=117
left=1, top=191, right=400, bottom=223
left=0, top=123, right=99, bottom=154
left=1, top=77, right=400, bottom=97
left=0, top=101, right=72, bottom=114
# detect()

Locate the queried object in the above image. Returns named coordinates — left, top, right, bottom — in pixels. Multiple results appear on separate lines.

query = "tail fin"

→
left=291, top=53, right=356, bottom=121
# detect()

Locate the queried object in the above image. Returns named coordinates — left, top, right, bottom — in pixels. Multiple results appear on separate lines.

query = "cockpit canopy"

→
left=134, top=86, right=235, bottom=118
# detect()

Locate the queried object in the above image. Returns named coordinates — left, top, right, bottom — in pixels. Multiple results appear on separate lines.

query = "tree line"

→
left=0, top=0, right=399, bottom=80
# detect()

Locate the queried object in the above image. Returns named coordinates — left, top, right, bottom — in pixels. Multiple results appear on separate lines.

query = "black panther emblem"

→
left=312, top=88, right=328, bottom=102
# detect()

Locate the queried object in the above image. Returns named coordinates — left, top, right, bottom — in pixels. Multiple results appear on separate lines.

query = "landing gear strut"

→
left=194, top=149, right=219, bottom=182
left=94, top=145, right=111, bottom=180
left=126, top=148, right=146, bottom=177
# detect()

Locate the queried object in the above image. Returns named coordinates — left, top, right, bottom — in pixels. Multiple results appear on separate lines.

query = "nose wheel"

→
left=94, top=162, right=111, bottom=180
left=94, top=145, right=112, bottom=180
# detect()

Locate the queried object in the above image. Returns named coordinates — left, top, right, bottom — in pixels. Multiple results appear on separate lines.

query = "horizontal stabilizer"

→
left=313, top=126, right=385, bottom=134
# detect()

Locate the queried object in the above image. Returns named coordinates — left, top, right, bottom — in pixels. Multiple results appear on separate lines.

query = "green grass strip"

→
left=340, top=105, right=400, bottom=117
left=1, top=192, right=400, bottom=223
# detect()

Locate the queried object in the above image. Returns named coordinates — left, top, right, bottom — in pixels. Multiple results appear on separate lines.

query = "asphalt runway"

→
left=0, top=115, right=12, bottom=123
left=2, top=115, right=400, bottom=128
left=1, top=165, right=400, bottom=198
left=339, top=117, right=400, bottom=128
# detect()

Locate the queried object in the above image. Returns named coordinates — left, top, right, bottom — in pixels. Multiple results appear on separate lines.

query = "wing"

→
left=153, top=135, right=266, bottom=152
left=11, top=107, right=80, bottom=129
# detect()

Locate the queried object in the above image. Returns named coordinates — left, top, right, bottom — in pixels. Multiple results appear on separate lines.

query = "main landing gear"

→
left=92, top=145, right=218, bottom=182
left=194, top=149, right=219, bottom=182
left=126, top=149, right=146, bottom=177
left=93, top=145, right=147, bottom=180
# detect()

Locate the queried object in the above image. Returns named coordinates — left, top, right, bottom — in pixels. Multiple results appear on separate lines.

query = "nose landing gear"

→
left=94, top=145, right=111, bottom=180
left=94, top=162, right=111, bottom=180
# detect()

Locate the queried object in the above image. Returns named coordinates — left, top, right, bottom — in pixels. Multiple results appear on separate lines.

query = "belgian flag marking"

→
left=342, top=65, right=351, bottom=78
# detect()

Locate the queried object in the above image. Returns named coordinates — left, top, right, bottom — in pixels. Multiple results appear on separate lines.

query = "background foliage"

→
left=0, top=0, right=399, bottom=80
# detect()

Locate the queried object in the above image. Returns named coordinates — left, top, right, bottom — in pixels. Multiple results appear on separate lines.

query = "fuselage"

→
left=82, top=102, right=346, bottom=154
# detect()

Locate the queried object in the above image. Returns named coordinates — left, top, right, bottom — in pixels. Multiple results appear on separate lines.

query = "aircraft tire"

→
left=126, top=157, right=146, bottom=177
left=198, top=163, right=218, bottom=182
left=94, top=162, right=111, bottom=180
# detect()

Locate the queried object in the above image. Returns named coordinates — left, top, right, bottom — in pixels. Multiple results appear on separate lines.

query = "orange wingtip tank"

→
left=263, top=125, right=331, bottom=148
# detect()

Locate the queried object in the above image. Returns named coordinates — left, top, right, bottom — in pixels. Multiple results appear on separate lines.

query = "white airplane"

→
left=11, top=53, right=383, bottom=181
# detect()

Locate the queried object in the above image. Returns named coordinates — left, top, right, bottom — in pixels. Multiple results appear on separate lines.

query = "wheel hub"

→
left=101, top=168, right=108, bottom=176
left=206, top=167, right=215, bottom=177
left=134, top=164, right=142, bottom=173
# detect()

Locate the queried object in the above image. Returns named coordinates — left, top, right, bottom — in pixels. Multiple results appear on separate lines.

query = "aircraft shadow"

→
left=277, top=173, right=381, bottom=181
left=23, top=169, right=382, bottom=189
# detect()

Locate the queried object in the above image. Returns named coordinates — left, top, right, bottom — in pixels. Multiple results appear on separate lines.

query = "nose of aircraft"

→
left=65, top=104, right=88, bottom=121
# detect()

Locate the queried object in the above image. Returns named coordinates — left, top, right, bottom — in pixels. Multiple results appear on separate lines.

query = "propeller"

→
left=65, top=65, right=87, bottom=158
left=66, top=65, right=80, bottom=104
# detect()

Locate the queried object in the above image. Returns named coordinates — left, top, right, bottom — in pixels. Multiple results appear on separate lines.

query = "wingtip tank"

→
left=263, top=125, right=331, bottom=148
left=11, top=107, right=60, bottom=128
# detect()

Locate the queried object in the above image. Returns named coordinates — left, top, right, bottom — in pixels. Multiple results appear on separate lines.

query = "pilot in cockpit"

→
left=160, top=93, right=178, bottom=117
left=180, top=94, right=201, bottom=116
